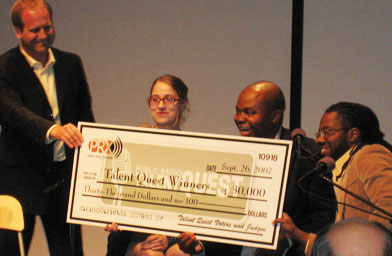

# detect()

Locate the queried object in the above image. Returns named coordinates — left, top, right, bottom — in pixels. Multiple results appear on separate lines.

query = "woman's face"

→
left=149, top=81, right=182, bottom=130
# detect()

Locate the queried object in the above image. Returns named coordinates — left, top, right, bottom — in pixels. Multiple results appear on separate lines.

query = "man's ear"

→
left=272, top=109, right=283, bottom=124
left=348, top=127, right=361, bottom=144
left=14, top=26, right=23, bottom=39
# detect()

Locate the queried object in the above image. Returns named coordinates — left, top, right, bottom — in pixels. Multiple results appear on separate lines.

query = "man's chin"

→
left=35, top=46, right=50, bottom=53
left=239, top=131, right=253, bottom=137
left=33, top=42, right=52, bottom=51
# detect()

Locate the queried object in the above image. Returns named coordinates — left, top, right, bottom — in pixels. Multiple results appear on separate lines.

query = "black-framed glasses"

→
left=314, top=127, right=350, bottom=139
left=148, top=96, right=180, bottom=106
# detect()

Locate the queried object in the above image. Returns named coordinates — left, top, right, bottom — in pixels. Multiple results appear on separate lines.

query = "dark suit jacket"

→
left=0, top=46, right=94, bottom=214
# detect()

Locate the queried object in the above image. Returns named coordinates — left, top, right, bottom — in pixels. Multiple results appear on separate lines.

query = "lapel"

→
left=280, top=127, right=292, bottom=140
left=52, top=49, right=65, bottom=115
left=13, top=48, right=52, bottom=113
left=280, top=127, right=297, bottom=190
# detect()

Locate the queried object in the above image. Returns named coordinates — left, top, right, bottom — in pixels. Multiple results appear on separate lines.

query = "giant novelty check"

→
left=67, top=122, right=292, bottom=249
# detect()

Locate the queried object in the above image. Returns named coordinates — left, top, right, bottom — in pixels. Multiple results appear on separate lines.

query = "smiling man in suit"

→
left=233, top=81, right=336, bottom=256
left=0, top=0, right=94, bottom=255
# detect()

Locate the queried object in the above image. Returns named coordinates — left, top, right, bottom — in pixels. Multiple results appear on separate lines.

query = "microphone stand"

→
left=319, top=174, right=392, bottom=224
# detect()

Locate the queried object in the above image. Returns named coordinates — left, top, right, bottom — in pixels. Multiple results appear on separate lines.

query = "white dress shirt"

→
left=20, top=45, right=65, bottom=161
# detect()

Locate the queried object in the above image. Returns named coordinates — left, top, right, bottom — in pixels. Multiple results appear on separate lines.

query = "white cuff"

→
left=45, top=124, right=58, bottom=144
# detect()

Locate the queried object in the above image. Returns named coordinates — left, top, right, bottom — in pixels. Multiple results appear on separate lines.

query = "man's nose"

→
left=235, top=113, right=245, bottom=123
left=316, top=135, right=325, bottom=145
left=37, top=28, right=48, bottom=39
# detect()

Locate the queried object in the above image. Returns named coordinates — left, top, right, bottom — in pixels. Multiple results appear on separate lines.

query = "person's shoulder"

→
left=352, top=143, right=392, bottom=169
left=0, top=47, right=26, bottom=73
left=52, top=47, right=82, bottom=61
left=357, top=143, right=392, bottom=157
left=351, top=143, right=392, bottom=177
left=0, top=47, right=20, bottom=63
left=280, top=127, right=292, bottom=140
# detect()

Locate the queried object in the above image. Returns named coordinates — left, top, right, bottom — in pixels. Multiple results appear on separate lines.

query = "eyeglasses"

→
left=148, top=96, right=180, bottom=106
left=314, top=127, right=350, bottom=139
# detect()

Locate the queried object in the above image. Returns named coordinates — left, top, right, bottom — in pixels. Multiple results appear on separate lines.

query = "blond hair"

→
left=11, top=0, right=53, bottom=29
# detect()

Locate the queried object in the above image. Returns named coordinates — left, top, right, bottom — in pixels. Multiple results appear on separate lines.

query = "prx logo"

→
left=88, top=137, right=123, bottom=158
left=88, top=139, right=113, bottom=154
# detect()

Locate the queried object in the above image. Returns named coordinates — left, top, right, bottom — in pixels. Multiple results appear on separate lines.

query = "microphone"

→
left=313, top=156, right=335, bottom=174
left=298, top=157, right=335, bottom=185
left=291, top=128, right=321, bottom=160
left=291, top=128, right=306, bottom=157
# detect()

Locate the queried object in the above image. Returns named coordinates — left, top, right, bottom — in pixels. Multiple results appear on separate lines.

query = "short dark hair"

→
left=324, top=102, right=384, bottom=145
left=11, top=0, right=53, bottom=30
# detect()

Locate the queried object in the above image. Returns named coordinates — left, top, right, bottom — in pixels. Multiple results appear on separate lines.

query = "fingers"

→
left=144, top=234, right=162, bottom=243
left=272, top=212, right=290, bottom=225
left=177, top=232, right=202, bottom=254
left=50, top=123, right=84, bottom=148
left=281, top=212, right=290, bottom=219
left=141, top=235, right=168, bottom=251
left=177, top=232, right=195, bottom=245
left=104, top=222, right=119, bottom=232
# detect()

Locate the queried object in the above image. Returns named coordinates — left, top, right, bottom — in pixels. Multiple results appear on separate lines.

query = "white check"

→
left=67, top=122, right=292, bottom=249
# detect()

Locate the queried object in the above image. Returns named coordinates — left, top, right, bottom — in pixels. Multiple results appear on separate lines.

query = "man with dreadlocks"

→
left=272, top=102, right=392, bottom=256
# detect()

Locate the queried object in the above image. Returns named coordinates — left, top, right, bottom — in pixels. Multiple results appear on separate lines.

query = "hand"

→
left=50, top=123, right=84, bottom=148
left=272, top=212, right=309, bottom=245
left=140, top=234, right=169, bottom=252
left=177, top=232, right=203, bottom=254
left=104, top=222, right=120, bottom=232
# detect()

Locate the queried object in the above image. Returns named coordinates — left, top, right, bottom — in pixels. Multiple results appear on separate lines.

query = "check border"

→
left=67, top=122, right=292, bottom=249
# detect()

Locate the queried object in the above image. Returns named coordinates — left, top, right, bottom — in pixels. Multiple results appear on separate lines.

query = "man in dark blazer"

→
left=0, top=0, right=94, bottom=255
left=232, top=81, right=336, bottom=256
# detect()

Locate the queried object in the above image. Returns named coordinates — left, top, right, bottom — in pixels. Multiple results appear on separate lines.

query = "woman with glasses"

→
left=106, top=75, right=203, bottom=256
left=145, top=74, right=189, bottom=130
